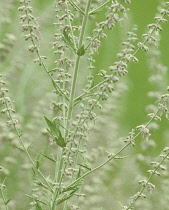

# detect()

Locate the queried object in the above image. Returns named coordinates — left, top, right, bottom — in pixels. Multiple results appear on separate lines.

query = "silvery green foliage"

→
left=0, top=0, right=169, bottom=209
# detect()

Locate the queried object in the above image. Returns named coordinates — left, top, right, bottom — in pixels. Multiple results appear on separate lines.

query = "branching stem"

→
left=51, top=0, right=92, bottom=209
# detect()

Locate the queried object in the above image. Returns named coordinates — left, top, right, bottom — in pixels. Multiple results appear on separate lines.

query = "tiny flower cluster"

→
left=87, top=0, right=130, bottom=70
left=18, top=0, right=40, bottom=49
left=126, top=147, right=169, bottom=209
left=138, top=2, right=169, bottom=51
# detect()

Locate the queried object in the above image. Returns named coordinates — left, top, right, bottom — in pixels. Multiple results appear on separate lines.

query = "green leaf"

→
left=26, top=141, right=34, bottom=150
left=63, top=179, right=83, bottom=193
left=78, top=153, right=92, bottom=170
left=44, top=116, right=59, bottom=137
left=77, top=45, right=85, bottom=56
left=44, top=116, right=66, bottom=148
left=68, top=0, right=85, bottom=15
left=51, top=79, right=57, bottom=91
left=53, top=103, right=63, bottom=111
left=77, top=163, right=91, bottom=171
left=56, top=129, right=66, bottom=147
left=26, top=194, right=47, bottom=206
left=35, top=202, right=43, bottom=210
left=5, top=198, right=12, bottom=205
left=42, top=154, right=56, bottom=163
left=74, top=96, right=83, bottom=106
left=63, top=29, right=76, bottom=53
left=15, top=146, right=24, bottom=152
left=18, top=129, right=23, bottom=137
left=114, top=155, right=129, bottom=159
left=35, top=150, right=43, bottom=169
left=36, top=180, right=50, bottom=191
left=16, top=142, right=34, bottom=152
left=89, top=11, right=100, bottom=15
left=45, top=175, right=54, bottom=185
left=56, top=189, right=77, bottom=205
left=76, top=167, right=82, bottom=179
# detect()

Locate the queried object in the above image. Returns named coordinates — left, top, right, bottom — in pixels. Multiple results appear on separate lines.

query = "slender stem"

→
left=0, top=188, right=8, bottom=210
left=57, top=0, right=93, bottom=185
left=89, top=0, right=112, bottom=15
left=59, top=93, right=102, bottom=203
left=52, top=56, right=81, bottom=203
left=64, top=109, right=160, bottom=190
left=32, top=38, right=69, bottom=101
left=66, top=0, right=92, bottom=128
left=3, top=98, right=53, bottom=193
left=74, top=6, right=169, bottom=104
left=126, top=151, right=169, bottom=210
left=68, top=0, right=85, bottom=15
left=85, top=0, right=123, bottom=51
left=60, top=5, right=168, bottom=192
left=62, top=94, right=104, bottom=209
left=23, top=0, right=69, bottom=102
left=50, top=1, right=92, bottom=209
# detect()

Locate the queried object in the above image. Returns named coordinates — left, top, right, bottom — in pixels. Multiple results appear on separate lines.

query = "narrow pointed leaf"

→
left=63, top=179, right=83, bottom=193
left=68, top=0, right=85, bottom=15
left=76, top=167, right=82, bottom=179
left=42, top=154, right=56, bottom=163
left=56, top=189, right=77, bottom=205
left=63, top=29, right=76, bottom=53
left=5, top=198, right=12, bottom=205
left=44, top=116, right=59, bottom=137
left=53, top=103, right=62, bottom=111
left=78, top=153, right=92, bottom=170
left=35, top=202, right=43, bottom=210
left=26, top=194, right=47, bottom=205
left=36, top=181, right=50, bottom=191
left=44, top=116, right=66, bottom=148
left=55, top=129, right=66, bottom=147
left=15, top=146, right=24, bottom=152
left=35, top=150, right=43, bottom=169
left=77, top=163, right=91, bottom=171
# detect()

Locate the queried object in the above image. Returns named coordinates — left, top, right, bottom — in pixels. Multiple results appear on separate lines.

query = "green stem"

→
left=74, top=6, right=169, bottom=105
left=89, top=0, right=113, bottom=15
left=68, top=0, right=85, bottom=15
left=23, top=0, right=69, bottom=102
left=3, top=98, right=53, bottom=193
left=64, top=109, right=160, bottom=190
left=51, top=0, right=92, bottom=209
left=126, top=151, right=169, bottom=210
left=66, top=0, right=92, bottom=128
left=0, top=188, right=8, bottom=210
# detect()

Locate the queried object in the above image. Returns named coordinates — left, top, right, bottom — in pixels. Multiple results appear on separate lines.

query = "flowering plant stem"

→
left=64, top=109, right=160, bottom=191
left=3, top=97, right=53, bottom=192
left=51, top=0, right=92, bottom=209
left=74, top=5, right=169, bottom=104
left=126, top=151, right=169, bottom=210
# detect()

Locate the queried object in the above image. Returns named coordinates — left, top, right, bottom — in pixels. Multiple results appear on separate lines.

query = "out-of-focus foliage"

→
left=0, top=0, right=169, bottom=209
